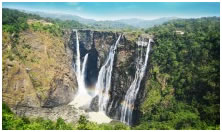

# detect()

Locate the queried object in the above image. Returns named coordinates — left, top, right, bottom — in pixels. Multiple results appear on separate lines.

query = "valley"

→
left=2, top=8, right=220, bottom=130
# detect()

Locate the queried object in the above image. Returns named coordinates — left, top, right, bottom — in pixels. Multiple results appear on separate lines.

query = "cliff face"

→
left=68, top=30, right=122, bottom=88
left=68, top=30, right=152, bottom=123
left=3, top=30, right=77, bottom=108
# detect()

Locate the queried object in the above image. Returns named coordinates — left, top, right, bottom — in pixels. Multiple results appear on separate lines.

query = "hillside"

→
left=2, top=9, right=78, bottom=108
left=138, top=17, right=220, bottom=129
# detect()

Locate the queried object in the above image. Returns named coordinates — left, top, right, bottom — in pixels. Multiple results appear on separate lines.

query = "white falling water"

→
left=120, top=38, right=152, bottom=125
left=95, top=35, right=121, bottom=112
left=69, top=30, right=91, bottom=108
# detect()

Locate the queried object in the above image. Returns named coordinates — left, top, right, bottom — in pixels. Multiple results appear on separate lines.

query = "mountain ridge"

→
left=18, top=9, right=177, bottom=28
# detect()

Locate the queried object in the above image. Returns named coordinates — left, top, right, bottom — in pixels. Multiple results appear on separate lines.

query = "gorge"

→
left=2, top=8, right=220, bottom=130
left=3, top=28, right=153, bottom=126
left=67, top=29, right=153, bottom=125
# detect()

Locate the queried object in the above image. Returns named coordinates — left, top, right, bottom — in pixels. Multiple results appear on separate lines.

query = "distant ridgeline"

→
left=2, top=8, right=220, bottom=130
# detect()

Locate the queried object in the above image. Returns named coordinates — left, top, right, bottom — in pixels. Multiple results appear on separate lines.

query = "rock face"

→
left=43, top=74, right=76, bottom=107
left=107, top=35, right=152, bottom=124
left=68, top=30, right=121, bottom=88
left=2, top=30, right=77, bottom=108
left=2, top=60, right=41, bottom=107
left=90, top=95, right=99, bottom=112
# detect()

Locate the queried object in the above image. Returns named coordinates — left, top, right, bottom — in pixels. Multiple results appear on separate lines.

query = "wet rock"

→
left=68, top=30, right=121, bottom=87
left=43, top=71, right=77, bottom=107
left=43, top=78, right=76, bottom=107
left=90, top=95, right=99, bottom=112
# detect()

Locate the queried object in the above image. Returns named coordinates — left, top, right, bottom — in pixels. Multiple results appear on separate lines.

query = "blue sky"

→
left=3, top=2, right=220, bottom=20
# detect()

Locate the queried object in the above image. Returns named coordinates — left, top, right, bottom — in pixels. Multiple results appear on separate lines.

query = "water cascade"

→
left=69, top=30, right=91, bottom=108
left=69, top=31, right=152, bottom=125
left=95, top=35, right=122, bottom=112
left=120, top=38, right=152, bottom=125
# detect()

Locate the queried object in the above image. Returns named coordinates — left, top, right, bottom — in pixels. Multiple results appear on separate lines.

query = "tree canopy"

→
left=138, top=17, right=220, bottom=130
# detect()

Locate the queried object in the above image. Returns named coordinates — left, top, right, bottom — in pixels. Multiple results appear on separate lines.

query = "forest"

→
left=138, top=17, right=220, bottom=129
left=2, top=8, right=220, bottom=130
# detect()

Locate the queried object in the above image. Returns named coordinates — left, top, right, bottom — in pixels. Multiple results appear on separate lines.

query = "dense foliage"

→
left=2, top=102, right=74, bottom=130
left=3, top=8, right=88, bottom=35
left=138, top=17, right=220, bottom=130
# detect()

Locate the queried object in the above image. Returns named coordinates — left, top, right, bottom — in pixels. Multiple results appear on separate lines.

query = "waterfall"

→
left=75, top=30, right=88, bottom=95
left=95, top=35, right=121, bottom=112
left=80, top=54, right=89, bottom=92
left=120, top=38, right=152, bottom=125
left=69, top=30, right=91, bottom=108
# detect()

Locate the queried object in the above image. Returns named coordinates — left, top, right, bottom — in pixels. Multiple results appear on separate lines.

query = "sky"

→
left=2, top=2, right=220, bottom=20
